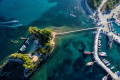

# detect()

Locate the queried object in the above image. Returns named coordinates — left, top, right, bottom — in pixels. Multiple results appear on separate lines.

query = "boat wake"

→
left=0, top=20, right=22, bottom=28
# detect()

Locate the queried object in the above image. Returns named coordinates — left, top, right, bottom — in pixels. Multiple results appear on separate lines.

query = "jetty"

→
left=94, top=28, right=119, bottom=79
left=56, top=27, right=97, bottom=35
left=89, top=0, right=120, bottom=79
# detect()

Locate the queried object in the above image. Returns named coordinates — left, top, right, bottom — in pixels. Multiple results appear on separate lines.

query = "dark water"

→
left=0, top=0, right=111, bottom=80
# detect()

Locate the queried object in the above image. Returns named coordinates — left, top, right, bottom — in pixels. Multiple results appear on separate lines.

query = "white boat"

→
left=106, top=63, right=110, bottom=66
left=99, top=52, right=107, bottom=56
left=111, top=66, right=115, bottom=70
left=104, top=60, right=109, bottom=64
left=0, top=20, right=19, bottom=24
left=102, top=59, right=106, bottom=61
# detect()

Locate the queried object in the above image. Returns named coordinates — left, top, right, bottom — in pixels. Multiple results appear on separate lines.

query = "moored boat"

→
left=84, top=51, right=91, bottom=54
left=99, top=52, right=107, bottom=56
left=86, top=62, right=94, bottom=66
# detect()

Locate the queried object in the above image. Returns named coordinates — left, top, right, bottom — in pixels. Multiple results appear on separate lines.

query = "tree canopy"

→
left=10, top=53, right=34, bottom=70
left=28, top=27, right=52, bottom=45
left=87, top=0, right=102, bottom=10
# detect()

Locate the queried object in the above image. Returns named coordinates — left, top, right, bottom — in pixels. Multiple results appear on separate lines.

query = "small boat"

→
left=10, top=40, right=19, bottom=44
left=99, top=43, right=101, bottom=47
left=86, top=62, right=94, bottom=66
left=25, top=38, right=29, bottom=44
left=104, top=60, right=109, bottom=64
left=20, top=45, right=26, bottom=51
left=106, top=63, right=110, bottom=66
left=84, top=51, right=91, bottom=54
left=111, top=66, right=115, bottom=70
left=99, top=52, right=107, bottom=56
left=102, top=76, right=107, bottom=80
left=20, top=37, right=27, bottom=40
left=0, top=20, right=19, bottom=24
left=92, top=31, right=97, bottom=34
left=102, top=59, right=106, bottom=61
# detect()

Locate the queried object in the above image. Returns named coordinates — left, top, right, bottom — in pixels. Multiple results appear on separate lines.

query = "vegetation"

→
left=101, top=0, right=120, bottom=13
left=87, top=0, right=102, bottom=10
left=28, top=27, right=52, bottom=46
left=10, top=53, right=34, bottom=70
left=28, top=27, right=53, bottom=56
left=31, top=51, right=35, bottom=56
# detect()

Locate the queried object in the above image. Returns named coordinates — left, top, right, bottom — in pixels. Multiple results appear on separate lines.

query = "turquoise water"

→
left=113, top=22, right=120, bottom=33
left=0, top=0, right=115, bottom=80
left=100, top=34, right=120, bottom=73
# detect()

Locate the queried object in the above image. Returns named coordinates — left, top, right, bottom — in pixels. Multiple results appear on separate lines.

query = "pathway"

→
left=56, top=27, right=97, bottom=35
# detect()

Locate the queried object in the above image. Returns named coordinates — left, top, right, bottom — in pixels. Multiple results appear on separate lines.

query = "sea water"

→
left=0, top=0, right=114, bottom=80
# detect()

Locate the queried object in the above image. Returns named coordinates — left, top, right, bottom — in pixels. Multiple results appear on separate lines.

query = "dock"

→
left=94, top=28, right=119, bottom=80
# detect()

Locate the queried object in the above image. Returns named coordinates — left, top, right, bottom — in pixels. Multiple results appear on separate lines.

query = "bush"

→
left=31, top=52, right=35, bottom=56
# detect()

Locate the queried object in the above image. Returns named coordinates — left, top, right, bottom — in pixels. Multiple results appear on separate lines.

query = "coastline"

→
left=84, top=0, right=94, bottom=15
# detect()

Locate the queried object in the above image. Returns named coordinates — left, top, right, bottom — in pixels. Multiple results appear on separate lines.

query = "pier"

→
left=94, top=28, right=119, bottom=80
left=55, top=27, right=97, bottom=35
left=91, top=0, right=120, bottom=79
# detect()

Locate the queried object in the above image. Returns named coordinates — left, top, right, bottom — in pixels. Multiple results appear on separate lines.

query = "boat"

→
left=111, top=66, right=115, bottom=70
left=20, top=37, right=27, bottom=40
left=84, top=51, right=91, bottom=54
left=99, top=52, right=107, bottom=56
left=106, top=63, right=110, bottom=66
left=102, top=59, right=106, bottom=61
left=0, top=20, right=19, bottom=24
left=103, top=60, right=109, bottom=64
left=10, top=40, right=19, bottom=44
left=86, top=62, right=94, bottom=66
left=92, top=31, right=97, bottom=34
left=102, top=76, right=108, bottom=80
left=20, top=45, right=26, bottom=52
